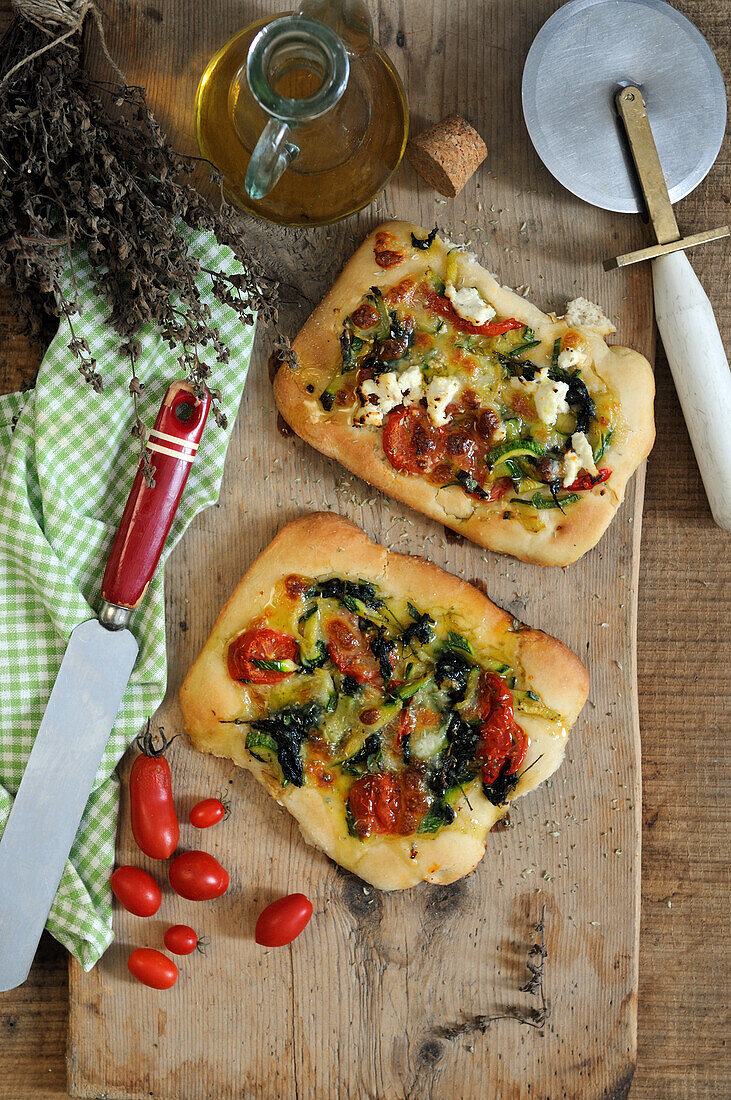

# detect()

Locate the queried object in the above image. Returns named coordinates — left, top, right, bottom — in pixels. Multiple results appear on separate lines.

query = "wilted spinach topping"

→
left=435, top=647, right=471, bottom=702
left=249, top=702, right=323, bottom=787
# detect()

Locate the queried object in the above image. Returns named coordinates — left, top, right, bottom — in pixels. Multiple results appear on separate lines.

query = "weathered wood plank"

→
left=68, top=2, right=651, bottom=1097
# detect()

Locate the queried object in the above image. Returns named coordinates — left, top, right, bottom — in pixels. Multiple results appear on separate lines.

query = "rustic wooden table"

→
left=0, top=1, right=728, bottom=1097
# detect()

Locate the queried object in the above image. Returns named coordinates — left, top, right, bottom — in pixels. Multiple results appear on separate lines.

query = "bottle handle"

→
left=245, top=119, right=300, bottom=200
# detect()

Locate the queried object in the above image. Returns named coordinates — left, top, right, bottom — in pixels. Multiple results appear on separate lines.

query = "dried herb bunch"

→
left=438, top=905, right=550, bottom=1040
left=0, top=2, right=278, bottom=467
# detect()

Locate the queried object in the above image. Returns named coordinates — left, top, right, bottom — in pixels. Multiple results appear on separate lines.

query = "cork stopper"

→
left=406, top=115, right=487, bottom=197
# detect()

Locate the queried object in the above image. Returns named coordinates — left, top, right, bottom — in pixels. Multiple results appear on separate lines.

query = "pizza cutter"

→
left=522, top=0, right=731, bottom=530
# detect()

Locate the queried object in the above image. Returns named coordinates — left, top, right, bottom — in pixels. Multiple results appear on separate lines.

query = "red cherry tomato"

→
left=325, top=614, right=382, bottom=685
left=382, top=405, right=447, bottom=476
left=127, top=948, right=178, bottom=990
left=228, top=628, right=298, bottom=685
left=255, top=893, right=313, bottom=947
left=190, top=797, right=228, bottom=829
left=423, top=288, right=523, bottom=336
left=129, top=723, right=180, bottom=860
left=164, top=924, right=202, bottom=956
left=168, top=850, right=229, bottom=901
left=110, top=865, right=162, bottom=917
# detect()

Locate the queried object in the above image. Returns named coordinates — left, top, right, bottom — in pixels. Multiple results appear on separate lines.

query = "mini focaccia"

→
left=273, top=221, right=655, bottom=566
left=179, top=513, right=589, bottom=890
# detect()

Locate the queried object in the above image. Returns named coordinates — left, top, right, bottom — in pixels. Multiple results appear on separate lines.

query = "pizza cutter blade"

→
left=522, top=0, right=731, bottom=531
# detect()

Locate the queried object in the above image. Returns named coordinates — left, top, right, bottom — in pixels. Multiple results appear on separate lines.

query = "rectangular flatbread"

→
left=179, top=513, right=589, bottom=890
left=273, top=222, right=655, bottom=565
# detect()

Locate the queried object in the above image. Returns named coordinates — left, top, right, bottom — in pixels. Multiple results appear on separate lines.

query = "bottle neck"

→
left=246, top=15, right=349, bottom=127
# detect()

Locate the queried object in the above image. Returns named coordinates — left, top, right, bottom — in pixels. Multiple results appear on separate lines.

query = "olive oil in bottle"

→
left=194, top=1, right=408, bottom=225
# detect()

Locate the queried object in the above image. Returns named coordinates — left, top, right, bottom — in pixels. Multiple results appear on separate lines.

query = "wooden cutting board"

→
left=68, top=2, right=654, bottom=1097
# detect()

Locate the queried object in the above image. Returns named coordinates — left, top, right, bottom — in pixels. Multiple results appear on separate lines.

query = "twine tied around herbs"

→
left=2, top=0, right=126, bottom=88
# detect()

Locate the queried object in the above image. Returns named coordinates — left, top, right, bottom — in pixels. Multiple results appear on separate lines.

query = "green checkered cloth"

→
left=0, top=228, right=255, bottom=969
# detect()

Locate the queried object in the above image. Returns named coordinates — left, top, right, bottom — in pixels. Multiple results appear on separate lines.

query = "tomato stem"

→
left=135, top=718, right=180, bottom=758
left=216, top=791, right=232, bottom=818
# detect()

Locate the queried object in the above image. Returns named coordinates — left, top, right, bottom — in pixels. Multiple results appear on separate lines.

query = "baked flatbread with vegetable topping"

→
left=273, top=222, right=655, bottom=565
left=180, top=513, right=589, bottom=890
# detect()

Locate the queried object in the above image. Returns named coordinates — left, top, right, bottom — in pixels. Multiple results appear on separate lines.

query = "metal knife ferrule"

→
left=97, top=600, right=133, bottom=631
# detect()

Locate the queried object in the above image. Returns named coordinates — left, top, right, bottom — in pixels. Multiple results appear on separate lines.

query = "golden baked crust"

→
left=273, top=221, right=655, bottom=566
left=179, top=513, right=589, bottom=890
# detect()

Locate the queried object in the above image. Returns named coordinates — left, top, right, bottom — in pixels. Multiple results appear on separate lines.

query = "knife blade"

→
left=0, top=380, right=210, bottom=992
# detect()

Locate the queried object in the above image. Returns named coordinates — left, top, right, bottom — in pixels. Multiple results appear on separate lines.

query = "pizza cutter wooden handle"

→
left=100, top=381, right=211, bottom=614
left=652, top=250, right=731, bottom=532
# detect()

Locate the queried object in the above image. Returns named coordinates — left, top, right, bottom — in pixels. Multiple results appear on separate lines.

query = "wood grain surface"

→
left=0, top=0, right=727, bottom=1098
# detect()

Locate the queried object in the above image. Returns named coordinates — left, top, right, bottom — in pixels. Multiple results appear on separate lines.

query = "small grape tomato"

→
left=190, top=797, right=228, bottom=829
left=129, top=722, right=180, bottom=860
left=255, top=893, right=313, bottom=947
left=127, top=948, right=178, bottom=990
left=110, top=866, right=162, bottom=917
left=168, top=850, right=229, bottom=901
left=164, top=924, right=202, bottom=956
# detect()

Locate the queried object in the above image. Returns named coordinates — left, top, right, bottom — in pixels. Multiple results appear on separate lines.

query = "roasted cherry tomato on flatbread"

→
left=164, top=924, right=204, bottom=956
left=476, top=670, right=514, bottom=718
left=255, top=893, right=313, bottom=947
left=110, top=866, right=162, bottom=917
left=348, top=772, right=401, bottom=836
left=423, top=289, right=523, bottom=336
left=168, top=851, right=229, bottom=901
left=227, top=628, right=298, bottom=685
left=395, top=705, right=416, bottom=752
left=505, top=723, right=528, bottom=774
left=382, top=405, right=447, bottom=475
left=348, top=769, right=430, bottom=836
left=190, top=797, right=229, bottom=829
left=325, top=614, right=383, bottom=685
left=565, top=467, right=611, bottom=492
left=483, top=477, right=513, bottom=502
left=476, top=672, right=527, bottom=785
left=127, top=948, right=178, bottom=990
left=129, top=722, right=179, bottom=860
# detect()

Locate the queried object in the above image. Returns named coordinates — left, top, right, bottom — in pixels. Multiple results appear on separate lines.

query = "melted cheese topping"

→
left=319, top=267, right=616, bottom=521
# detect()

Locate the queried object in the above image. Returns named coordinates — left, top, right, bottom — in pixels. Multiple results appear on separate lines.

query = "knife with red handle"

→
left=100, top=380, right=211, bottom=622
left=0, top=380, right=210, bottom=992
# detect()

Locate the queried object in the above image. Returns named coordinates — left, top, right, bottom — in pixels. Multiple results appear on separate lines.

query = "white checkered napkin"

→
left=0, top=227, right=256, bottom=969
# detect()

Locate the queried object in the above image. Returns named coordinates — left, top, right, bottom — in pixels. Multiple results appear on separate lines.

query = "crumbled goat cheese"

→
left=397, top=364, right=424, bottom=406
left=445, top=283, right=496, bottom=327
left=533, top=368, right=570, bottom=426
left=571, top=431, right=597, bottom=476
left=557, top=346, right=586, bottom=371
left=426, top=376, right=461, bottom=426
left=353, top=372, right=402, bottom=427
left=562, top=450, right=581, bottom=488
left=511, top=375, right=537, bottom=394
